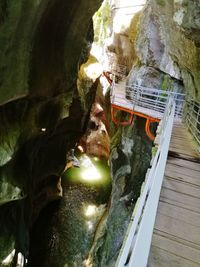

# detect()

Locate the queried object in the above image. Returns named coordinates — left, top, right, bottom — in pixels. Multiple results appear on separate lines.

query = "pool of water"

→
left=63, top=154, right=111, bottom=202
left=28, top=154, right=112, bottom=267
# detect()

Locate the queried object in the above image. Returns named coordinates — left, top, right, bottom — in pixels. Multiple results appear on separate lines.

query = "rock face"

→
left=1, top=0, right=200, bottom=266
left=173, top=0, right=200, bottom=47
left=0, top=0, right=102, bottom=264
left=134, top=0, right=200, bottom=99
left=88, top=117, right=152, bottom=266
left=28, top=84, right=112, bottom=267
left=86, top=0, right=200, bottom=266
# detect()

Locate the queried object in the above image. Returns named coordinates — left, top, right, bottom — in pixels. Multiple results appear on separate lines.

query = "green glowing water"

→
left=63, top=155, right=111, bottom=202
left=28, top=154, right=112, bottom=266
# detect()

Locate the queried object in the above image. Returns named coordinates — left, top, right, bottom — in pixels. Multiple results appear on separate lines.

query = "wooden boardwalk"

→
left=148, top=120, right=200, bottom=267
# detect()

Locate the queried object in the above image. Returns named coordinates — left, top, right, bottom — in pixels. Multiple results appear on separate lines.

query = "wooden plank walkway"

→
left=148, top=120, right=200, bottom=267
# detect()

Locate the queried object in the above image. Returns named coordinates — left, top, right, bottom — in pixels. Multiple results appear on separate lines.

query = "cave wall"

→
left=131, top=0, right=200, bottom=99
left=0, top=0, right=102, bottom=264
left=88, top=118, right=152, bottom=266
left=1, top=0, right=200, bottom=266
left=88, top=0, right=200, bottom=266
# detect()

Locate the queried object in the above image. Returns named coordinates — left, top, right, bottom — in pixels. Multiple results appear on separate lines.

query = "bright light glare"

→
left=84, top=63, right=102, bottom=81
left=78, top=145, right=84, bottom=153
left=113, top=0, right=146, bottom=33
left=80, top=155, right=102, bottom=181
left=85, top=205, right=96, bottom=217
left=2, top=249, right=15, bottom=265
left=17, top=252, right=24, bottom=267
left=90, top=43, right=103, bottom=62
left=81, top=167, right=101, bottom=181
left=87, top=221, right=94, bottom=230
left=83, top=258, right=91, bottom=267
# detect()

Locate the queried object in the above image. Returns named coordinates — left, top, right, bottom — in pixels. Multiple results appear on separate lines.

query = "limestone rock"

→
left=173, top=0, right=200, bottom=47
left=135, top=0, right=200, bottom=98
left=0, top=0, right=102, bottom=264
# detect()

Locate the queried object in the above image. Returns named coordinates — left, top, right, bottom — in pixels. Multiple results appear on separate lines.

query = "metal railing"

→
left=111, top=82, right=185, bottom=118
left=115, top=96, right=176, bottom=267
left=184, top=97, right=200, bottom=152
left=103, top=55, right=127, bottom=79
left=110, top=1, right=146, bottom=15
left=111, top=64, right=127, bottom=79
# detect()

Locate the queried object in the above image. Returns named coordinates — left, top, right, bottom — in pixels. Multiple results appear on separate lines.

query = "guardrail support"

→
left=111, top=104, right=159, bottom=140
left=115, top=98, right=175, bottom=267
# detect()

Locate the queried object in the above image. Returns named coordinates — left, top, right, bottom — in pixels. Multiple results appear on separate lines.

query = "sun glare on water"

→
left=81, top=167, right=101, bottom=181
left=80, top=155, right=102, bottom=182
left=85, top=205, right=97, bottom=217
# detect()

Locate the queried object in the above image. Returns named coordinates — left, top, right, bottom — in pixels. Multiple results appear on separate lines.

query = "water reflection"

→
left=80, top=155, right=102, bottom=182
left=29, top=153, right=111, bottom=267
left=64, top=154, right=110, bottom=188
left=87, top=221, right=94, bottom=231
left=85, top=205, right=97, bottom=217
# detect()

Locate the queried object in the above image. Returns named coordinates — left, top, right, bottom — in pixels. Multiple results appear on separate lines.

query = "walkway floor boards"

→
left=148, top=120, right=200, bottom=267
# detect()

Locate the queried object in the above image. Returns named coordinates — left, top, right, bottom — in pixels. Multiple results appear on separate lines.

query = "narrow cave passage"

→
left=28, top=69, right=113, bottom=266
left=27, top=1, right=114, bottom=264
left=1, top=0, right=151, bottom=266
left=3, top=0, right=198, bottom=266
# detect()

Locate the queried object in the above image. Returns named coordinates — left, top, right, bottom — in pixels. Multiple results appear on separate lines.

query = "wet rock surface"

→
left=28, top=156, right=111, bottom=267
left=0, top=0, right=102, bottom=264
left=135, top=0, right=200, bottom=98
left=88, top=117, right=152, bottom=266
left=1, top=0, right=200, bottom=266
left=173, top=0, right=200, bottom=47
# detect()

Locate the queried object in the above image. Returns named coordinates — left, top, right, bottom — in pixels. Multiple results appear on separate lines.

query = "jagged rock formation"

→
left=0, top=0, right=200, bottom=266
left=0, top=0, right=102, bottom=264
left=28, top=82, right=112, bottom=267
left=87, top=118, right=152, bottom=266
left=131, top=0, right=200, bottom=99
left=173, top=0, right=200, bottom=47
left=86, top=0, right=200, bottom=266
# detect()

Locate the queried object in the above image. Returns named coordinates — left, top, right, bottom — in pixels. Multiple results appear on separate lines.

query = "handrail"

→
left=184, top=97, right=200, bottom=152
left=111, top=82, right=185, bottom=118
left=111, top=4, right=146, bottom=10
left=115, top=97, right=175, bottom=267
left=103, top=55, right=128, bottom=77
